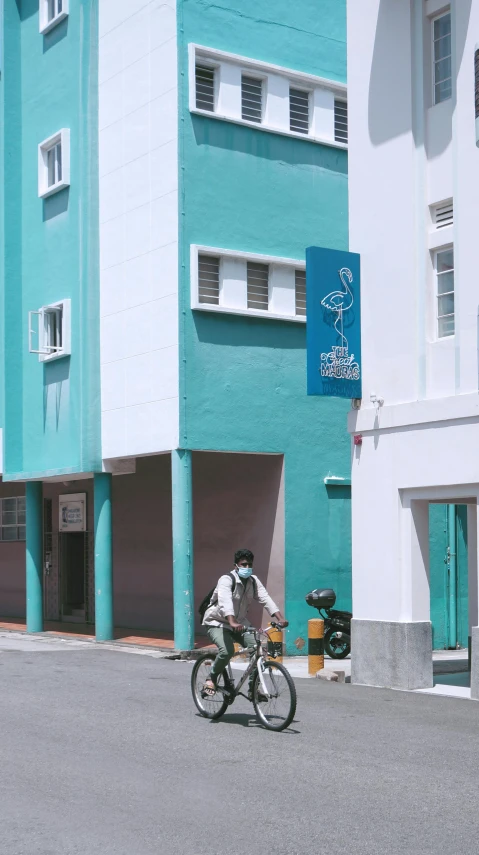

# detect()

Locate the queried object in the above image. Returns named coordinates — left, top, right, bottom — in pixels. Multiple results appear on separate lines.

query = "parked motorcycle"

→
left=305, top=588, right=351, bottom=659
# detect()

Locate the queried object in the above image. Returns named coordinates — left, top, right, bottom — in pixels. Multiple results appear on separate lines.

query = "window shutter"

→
left=295, top=270, right=306, bottom=316
left=433, top=200, right=453, bottom=228
left=334, top=99, right=348, bottom=143
left=247, top=262, right=269, bottom=310
left=198, top=255, right=220, bottom=304
left=196, top=65, right=215, bottom=112
left=241, top=75, right=263, bottom=123
left=290, top=88, right=310, bottom=134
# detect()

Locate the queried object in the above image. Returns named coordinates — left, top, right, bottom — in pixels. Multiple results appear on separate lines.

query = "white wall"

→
left=98, top=0, right=179, bottom=460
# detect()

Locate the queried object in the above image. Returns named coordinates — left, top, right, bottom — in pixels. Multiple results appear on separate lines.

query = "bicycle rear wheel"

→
left=191, top=654, right=229, bottom=720
left=253, top=660, right=296, bottom=732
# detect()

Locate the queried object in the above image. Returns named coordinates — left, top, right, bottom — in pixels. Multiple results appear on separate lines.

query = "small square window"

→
left=38, top=129, right=70, bottom=198
left=0, top=498, right=26, bottom=542
left=39, top=0, right=68, bottom=34
left=29, top=299, right=71, bottom=362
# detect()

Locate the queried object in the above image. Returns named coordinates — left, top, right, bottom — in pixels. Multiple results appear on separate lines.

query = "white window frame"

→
left=432, top=10, right=452, bottom=106
left=39, top=0, right=69, bottom=35
left=434, top=246, right=454, bottom=340
left=38, top=129, right=70, bottom=199
left=0, top=497, right=26, bottom=542
left=191, top=245, right=306, bottom=323
left=29, top=299, right=71, bottom=362
left=188, top=44, right=347, bottom=150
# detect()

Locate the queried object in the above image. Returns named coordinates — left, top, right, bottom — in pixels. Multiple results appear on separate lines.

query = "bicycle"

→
left=191, top=622, right=297, bottom=732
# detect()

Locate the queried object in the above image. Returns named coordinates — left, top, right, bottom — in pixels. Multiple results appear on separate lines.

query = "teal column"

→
left=26, top=481, right=43, bottom=633
left=172, top=449, right=194, bottom=651
left=94, top=473, right=113, bottom=641
left=448, top=504, right=457, bottom=649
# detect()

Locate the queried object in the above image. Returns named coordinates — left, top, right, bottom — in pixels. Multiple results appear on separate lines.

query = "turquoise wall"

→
left=2, top=0, right=100, bottom=480
left=178, top=0, right=350, bottom=651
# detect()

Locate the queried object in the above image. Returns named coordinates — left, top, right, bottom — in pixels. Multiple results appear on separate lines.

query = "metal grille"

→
left=475, top=49, right=479, bottom=118
left=247, top=262, right=269, bottom=311
left=295, top=269, right=306, bottom=317
left=198, top=255, right=220, bottom=305
left=290, top=88, right=310, bottom=134
left=196, top=64, right=215, bottom=111
left=433, top=200, right=453, bottom=228
left=242, top=75, right=263, bottom=123
left=334, top=99, right=348, bottom=143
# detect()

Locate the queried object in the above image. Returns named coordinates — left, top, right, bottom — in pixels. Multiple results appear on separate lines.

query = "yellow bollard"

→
left=308, top=618, right=324, bottom=675
left=267, top=626, right=283, bottom=662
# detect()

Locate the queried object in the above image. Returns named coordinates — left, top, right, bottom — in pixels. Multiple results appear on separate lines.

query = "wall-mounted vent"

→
left=295, top=269, right=306, bottom=316
left=241, top=75, right=263, bottom=123
left=247, top=262, right=269, bottom=310
left=198, top=255, right=220, bottom=304
left=433, top=200, right=453, bottom=229
left=196, top=65, right=215, bottom=112
left=290, top=88, right=310, bottom=134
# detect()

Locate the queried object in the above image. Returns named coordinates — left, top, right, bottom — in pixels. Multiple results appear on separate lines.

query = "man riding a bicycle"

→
left=202, top=549, right=288, bottom=698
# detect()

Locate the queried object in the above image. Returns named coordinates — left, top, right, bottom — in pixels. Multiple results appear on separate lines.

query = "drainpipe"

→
left=448, top=504, right=457, bottom=649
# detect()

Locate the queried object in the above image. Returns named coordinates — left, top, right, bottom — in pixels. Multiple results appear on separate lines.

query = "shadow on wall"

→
left=43, top=357, right=70, bottom=432
left=368, top=0, right=472, bottom=148
left=191, top=116, right=348, bottom=176
left=193, top=311, right=306, bottom=351
left=43, top=17, right=68, bottom=52
left=193, top=452, right=284, bottom=634
left=43, top=188, right=69, bottom=222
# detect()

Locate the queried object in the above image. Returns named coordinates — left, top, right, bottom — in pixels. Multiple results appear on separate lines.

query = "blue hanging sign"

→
left=306, top=246, right=361, bottom=399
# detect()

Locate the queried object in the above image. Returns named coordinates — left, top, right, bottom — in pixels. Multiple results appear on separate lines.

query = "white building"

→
left=347, top=0, right=479, bottom=691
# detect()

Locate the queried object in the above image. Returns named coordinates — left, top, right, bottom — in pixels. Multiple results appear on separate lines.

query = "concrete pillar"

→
left=469, top=503, right=479, bottom=699
left=26, top=481, right=43, bottom=633
left=94, top=473, right=113, bottom=641
left=352, top=497, right=433, bottom=690
left=172, top=449, right=194, bottom=651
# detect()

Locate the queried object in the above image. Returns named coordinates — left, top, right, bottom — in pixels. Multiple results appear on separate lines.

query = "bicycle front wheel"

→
left=191, top=653, right=229, bottom=720
left=253, top=660, right=297, bottom=732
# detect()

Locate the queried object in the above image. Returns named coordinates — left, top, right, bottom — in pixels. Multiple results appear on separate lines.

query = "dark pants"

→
left=207, top=626, right=256, bottom=685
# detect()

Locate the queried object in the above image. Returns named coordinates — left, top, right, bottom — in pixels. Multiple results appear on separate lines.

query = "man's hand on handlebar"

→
left=227, top=616, right=246, bottom=633
left=272, top=612, right=289, bottom=630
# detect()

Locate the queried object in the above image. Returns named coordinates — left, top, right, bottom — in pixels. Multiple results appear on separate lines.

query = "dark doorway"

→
left=60, top=533, right=86, bottom=621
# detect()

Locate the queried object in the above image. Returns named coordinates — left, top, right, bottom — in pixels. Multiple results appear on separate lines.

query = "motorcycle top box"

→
left=305, top=588, right=336, bottom=610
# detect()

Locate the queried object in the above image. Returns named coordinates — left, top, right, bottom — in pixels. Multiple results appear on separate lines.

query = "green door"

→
left=429, top=504, right=468, bottom=649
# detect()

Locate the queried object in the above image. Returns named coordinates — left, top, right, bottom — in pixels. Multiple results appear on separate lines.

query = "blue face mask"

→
left=237, top=565, right=253, bottom=579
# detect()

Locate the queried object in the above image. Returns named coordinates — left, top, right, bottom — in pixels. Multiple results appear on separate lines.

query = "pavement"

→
left=1, top=632, right=479, bottom=855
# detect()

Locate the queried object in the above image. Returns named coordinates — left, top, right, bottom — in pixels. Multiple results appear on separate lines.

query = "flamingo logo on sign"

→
left=319, top=267, right=360, bottom=382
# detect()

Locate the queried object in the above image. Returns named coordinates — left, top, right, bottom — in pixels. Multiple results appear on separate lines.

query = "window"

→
left=334, top=99, right=348, bottom=143
left=195, top=64, right=215, bottom=112
left=0, top=498, right=26, bottom=542
left=29, top=299, right=71, bottom=362
left=198, top=255, right=220, bottom=305
left=432, top=199, right=453, bottom=229
left=39, top=0, right=68, bottom=34
left=247, top=262, right=269, bottom=310
left=191, top=245, right=305, bottom=322
left=295, top=269, right=306, bottom=316
left=190, top=45, right=347, bottom=148
left=38, top=129, right=70, bottom=199
left=241, top=75, right=263, bottom=123
left=290, top=88, right=310, bottom=134
left=436, top=248, right=454, bottom=338
left=433, top=12, right=452, bottom=104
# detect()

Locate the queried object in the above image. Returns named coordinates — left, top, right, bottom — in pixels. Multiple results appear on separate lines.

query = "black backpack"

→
left=198, top=572, right=257, bottom=619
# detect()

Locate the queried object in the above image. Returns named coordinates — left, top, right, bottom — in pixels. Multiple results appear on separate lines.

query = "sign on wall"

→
left=306, top=246, right=361, bottom=399
left=59, top=493, right=86, bottom=532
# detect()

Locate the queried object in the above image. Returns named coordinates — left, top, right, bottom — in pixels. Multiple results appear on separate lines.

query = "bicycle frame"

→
left=218, top=627, right=274, bottom=700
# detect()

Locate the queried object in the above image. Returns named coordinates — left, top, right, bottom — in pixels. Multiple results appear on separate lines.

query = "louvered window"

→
left=241, top=75, right=263, bottom=123
left=334, top=100, right=348, bottom=143
left=198, top=255, right=220, bottom=305
left=247, top=262, right=269, bottom=310
left=290, top=88, right=310, bottom=134
left=295, top=270, right=306, bottom=317
left=196, top=64, right=215, bottom=112
left=433, top=200, right=453, bottom=229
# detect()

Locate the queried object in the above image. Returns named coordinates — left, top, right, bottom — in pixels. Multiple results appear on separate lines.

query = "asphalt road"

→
left=1, top=634, right=479, bottom=855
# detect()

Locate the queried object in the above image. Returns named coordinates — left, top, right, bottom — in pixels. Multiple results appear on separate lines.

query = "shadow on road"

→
left=196, top=712, right=301, bottom=734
